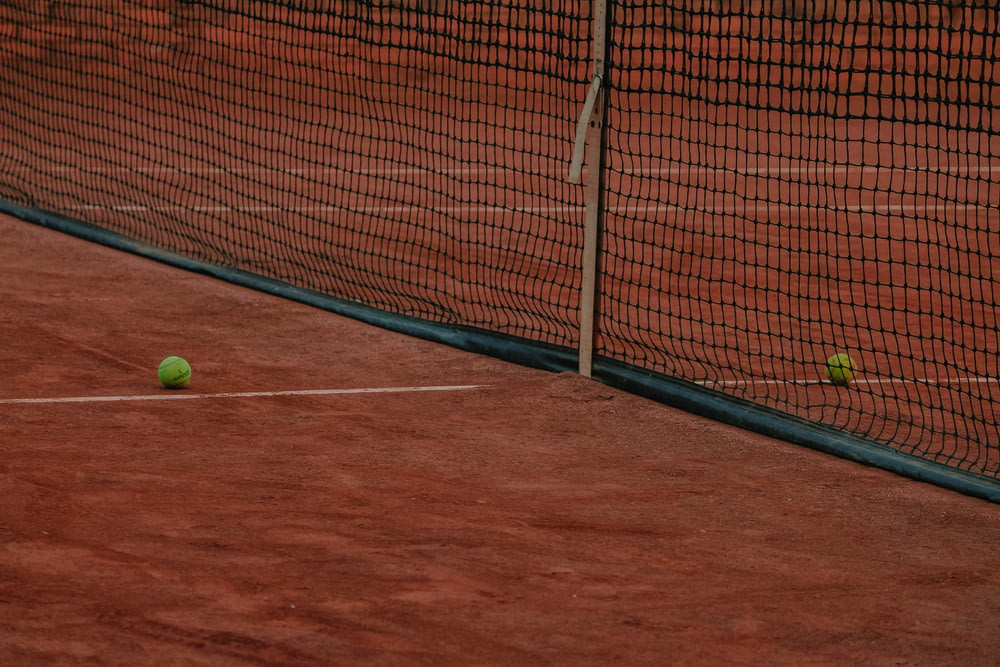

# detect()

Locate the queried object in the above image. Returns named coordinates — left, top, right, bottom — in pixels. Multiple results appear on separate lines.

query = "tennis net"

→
left=1, top=1, right=997, bottom=496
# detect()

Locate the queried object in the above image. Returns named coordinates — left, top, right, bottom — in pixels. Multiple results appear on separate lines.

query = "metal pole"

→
left=575, top=0, right=608, bottom=378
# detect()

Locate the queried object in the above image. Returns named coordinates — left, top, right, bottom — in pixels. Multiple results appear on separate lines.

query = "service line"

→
left=62, top=201, right=992, bottom=218
left=698, top=376, right=998, bottom=388
left=19, top=164, right=1000, bottom=178
left=0, top=384, right=487, bottom=405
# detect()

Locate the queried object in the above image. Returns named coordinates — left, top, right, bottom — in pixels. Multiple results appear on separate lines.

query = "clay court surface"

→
left=1, top=212, right=999, bottom=664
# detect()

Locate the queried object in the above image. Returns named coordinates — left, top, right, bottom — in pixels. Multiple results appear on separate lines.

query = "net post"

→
left=576, top=0, right=609, bottom=379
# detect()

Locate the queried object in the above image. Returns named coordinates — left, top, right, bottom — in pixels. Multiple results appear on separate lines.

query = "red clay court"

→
left=2, top=1, right=1000, bottom=664
left=2, top=212, right=1000, bottom=665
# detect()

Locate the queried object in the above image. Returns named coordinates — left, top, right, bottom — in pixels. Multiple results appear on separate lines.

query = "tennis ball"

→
left=158, top=355, right=192, bottom=389
left=824, top=353, right=856, bottom=387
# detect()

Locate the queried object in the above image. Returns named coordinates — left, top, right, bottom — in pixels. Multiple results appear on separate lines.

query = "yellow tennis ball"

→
left=158, top=356, right=192, bottom=389
left=824, top=353, right=856, bottom=386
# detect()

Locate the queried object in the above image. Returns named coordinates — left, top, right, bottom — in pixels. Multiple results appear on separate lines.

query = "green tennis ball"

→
left=824, top=353, right=856, bottom=387
left=158, top=356, right=192, bottom=389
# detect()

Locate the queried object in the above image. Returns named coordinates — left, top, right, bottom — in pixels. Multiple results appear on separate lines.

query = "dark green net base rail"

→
left=1, top=1, right=997, bottom=500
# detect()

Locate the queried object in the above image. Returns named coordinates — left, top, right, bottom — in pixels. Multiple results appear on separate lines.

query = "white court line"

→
left=52, top=166, right=505, bottom=177
left=634, top=165, right=1000, bottom=177
left=12, top=164, right=1000, bottom=178
left=0, top=384, right=486, bottom=405
left=63, top=201, right=991, bottom=216
left=699, top=376, right=998, bottom=388
left=65, top=204, right=581, bottom=215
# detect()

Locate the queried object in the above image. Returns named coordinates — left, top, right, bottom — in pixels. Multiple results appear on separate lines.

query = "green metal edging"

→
left=592, top=358, right=1000, bottom=504
left=5, top=199, right=997, bottom=504
left=0, top=201, right=576, bottom=374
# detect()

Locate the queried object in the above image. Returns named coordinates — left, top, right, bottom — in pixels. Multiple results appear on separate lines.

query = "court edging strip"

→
left=593, top=357, right=1000, bottom=504
left=5, top=202, right=996, bottom=504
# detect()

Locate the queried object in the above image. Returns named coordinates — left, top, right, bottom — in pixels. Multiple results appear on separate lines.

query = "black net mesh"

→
left=0, top=1, right=590, bottom=342
left=1, top=1, right=997, bottom=482
left=604, top=1, right=999, bottom=476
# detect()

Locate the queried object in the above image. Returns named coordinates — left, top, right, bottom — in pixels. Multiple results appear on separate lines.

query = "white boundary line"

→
left=13, top=164, right=1000, bottom=177
left=62, top=202, right=992, bottom=217
left=3, top=377, right=991, bottom=403
left=0, top=384, right=486, bottom=405
left=64, top=204, right=580, bottom=215
left=698, top=376, right=998, bottom=388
